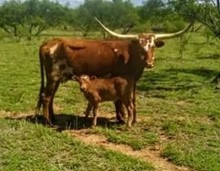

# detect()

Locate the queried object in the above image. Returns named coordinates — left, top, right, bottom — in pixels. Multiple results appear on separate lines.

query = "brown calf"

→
left=72, top=75, right=135, bottom=127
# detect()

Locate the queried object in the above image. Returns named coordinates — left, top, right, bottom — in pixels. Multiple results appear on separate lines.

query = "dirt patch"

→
left=0, top=110, right=34, bottom=118
left=67, top=129, right=190, bottom=171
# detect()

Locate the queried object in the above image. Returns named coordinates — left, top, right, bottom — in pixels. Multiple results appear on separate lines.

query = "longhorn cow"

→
left=36, top=18, right=192, bottom=125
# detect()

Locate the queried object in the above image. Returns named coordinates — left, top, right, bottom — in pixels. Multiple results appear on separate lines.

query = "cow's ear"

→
left=90, top=76, right=97, bottom=80
left=72, top=76, right=79, bottom=81
left=155, top=40, right=165, bottom=48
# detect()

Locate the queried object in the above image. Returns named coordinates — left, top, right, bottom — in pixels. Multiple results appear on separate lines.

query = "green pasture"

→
left=0, top=30, right=220, bottom=171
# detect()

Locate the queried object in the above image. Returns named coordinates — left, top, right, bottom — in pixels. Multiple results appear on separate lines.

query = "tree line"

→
left=0, top=0, right=220, bottom=40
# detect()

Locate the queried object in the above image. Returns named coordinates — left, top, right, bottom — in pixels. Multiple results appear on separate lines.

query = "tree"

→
left=71, top=0, right=139, bottom=37
left=139, top=0, right=165, bottom=22
left=196, top=0, right=220, bottom=38
left=0, top=0, right=24, bottom=36
left=170, top=0, right=220, bottom=85
left=138, top=0, right=186, bottom=32
left=170, top=0, right=220, bottom=37
left=72, top=0, right=109, bottom=36
left=0, top=0, right=68, bottom=37
left=22, top=0, right=67, bottom=36
left=22, top=0, right=47, bottom=37
left=109, top=0, right=139, bottom=29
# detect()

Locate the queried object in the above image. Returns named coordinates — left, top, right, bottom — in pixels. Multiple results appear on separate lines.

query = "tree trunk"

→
left=217, top=0, right=220, bottom=11
left=212, top=73, right=220, bottom=89
left=13, top=26, right=18, bottom=37
left=214, top=0, right=220, bottom=87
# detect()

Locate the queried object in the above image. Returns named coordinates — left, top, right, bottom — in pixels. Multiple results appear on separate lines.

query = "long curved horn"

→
left=154, top=23, right=193, bottom=40
left=94, top=17, right=138, bottom=39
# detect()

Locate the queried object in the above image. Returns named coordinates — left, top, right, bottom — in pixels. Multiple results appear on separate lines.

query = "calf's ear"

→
left=90, top=76, right=97, bottom=80
left=72, top=76, right=79, bottom=81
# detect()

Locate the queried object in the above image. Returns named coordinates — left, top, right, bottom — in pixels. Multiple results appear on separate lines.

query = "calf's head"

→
left=72, top=75, right=97, bottom=92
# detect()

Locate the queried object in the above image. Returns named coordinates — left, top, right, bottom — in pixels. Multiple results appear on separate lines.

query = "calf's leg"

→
left=84, top=102, right=93, bottom=118
left=92, top=103, right=99, bottom=127
left=115, top=100, right=126, bottom=123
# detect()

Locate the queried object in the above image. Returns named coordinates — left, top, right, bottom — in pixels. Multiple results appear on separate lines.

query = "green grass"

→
left=0, top=119, right=153, bottom=171
left=0, top=30, right=220, bottom=171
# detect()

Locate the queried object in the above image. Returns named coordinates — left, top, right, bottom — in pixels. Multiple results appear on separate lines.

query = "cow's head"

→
left=72, top=75, right=96, bottom=92
left=138, top=34, right=164, bottom=68
left=95, top=17, right=192, bottom=68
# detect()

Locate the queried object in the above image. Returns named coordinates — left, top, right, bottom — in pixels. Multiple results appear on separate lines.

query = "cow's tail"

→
left=35, top=46, right=45, bottom=115
left=132, top=81, right=137, bottom=124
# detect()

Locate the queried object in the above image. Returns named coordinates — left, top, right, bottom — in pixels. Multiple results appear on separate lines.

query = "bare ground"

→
left=1, top=111, right=191, bottom=171
left=67, top=129, right=189, bottom=171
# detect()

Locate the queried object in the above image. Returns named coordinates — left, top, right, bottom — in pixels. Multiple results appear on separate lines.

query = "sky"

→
left=0, top=0, right=144, bottom=7
left=58, top=0, right=144, bottom=7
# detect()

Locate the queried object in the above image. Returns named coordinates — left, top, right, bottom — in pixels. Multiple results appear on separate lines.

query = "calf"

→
left=72, top=75, right=135, bottom=127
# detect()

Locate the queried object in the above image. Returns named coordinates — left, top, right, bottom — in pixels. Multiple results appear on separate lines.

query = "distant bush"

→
left=163, top=20, right=186, bottom=32
left=132, top=22, right=152, bottom=33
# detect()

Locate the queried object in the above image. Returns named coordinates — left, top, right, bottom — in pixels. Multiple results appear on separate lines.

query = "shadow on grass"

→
left=137, top=67, right=219, bottom=99
left=165, top=68, right=218, bottom=79
left=5, top=113, right=120, bottom=132
left=196, top=53, right=220, bottom=60
left=138, top=67, right=218, bottom=92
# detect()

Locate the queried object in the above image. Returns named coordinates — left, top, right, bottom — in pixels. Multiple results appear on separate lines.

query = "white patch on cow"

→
left=143, top=43, right=149, bottom=52
left=114, top=49, right=118, bottom=52
left=50, top=44, right=58, bottom=55
left=150, top=37, right=155, bottom=47
left=143, top=37, right=155, bottom=52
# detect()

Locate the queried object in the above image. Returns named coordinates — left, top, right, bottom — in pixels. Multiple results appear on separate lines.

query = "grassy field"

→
left=0, top=30, right=220, bottom=171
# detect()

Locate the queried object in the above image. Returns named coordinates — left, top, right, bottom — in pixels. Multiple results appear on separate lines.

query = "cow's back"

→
left=60, top=39, right=117, bottom=77
left=60, top=39, right=146, bottom=79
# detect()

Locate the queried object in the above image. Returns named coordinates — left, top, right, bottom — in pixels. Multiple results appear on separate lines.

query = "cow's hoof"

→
left=117, top=119, right=126, bottom=125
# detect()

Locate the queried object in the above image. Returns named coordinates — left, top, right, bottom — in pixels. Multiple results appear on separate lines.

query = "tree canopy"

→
left=0, top=0, right=220, bottom=39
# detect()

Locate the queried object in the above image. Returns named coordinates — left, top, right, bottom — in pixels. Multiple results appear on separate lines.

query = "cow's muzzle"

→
left=80, top=87, right=87, bottom=92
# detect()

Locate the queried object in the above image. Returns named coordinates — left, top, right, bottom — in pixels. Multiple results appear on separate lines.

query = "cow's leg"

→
left=49, top=81, right=60, bottom=122
left=124, top=99, right=134, bottom=127
left=92, top=103, right=99, bottom=127
left=84, top=102, right=93, bottom=118
left=114, top=100, right=126, bottom=123
left=42, top=79, right=57, bottom=126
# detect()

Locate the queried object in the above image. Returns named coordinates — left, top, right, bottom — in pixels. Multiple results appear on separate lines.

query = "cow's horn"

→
left=95, top=17, right=138, bottom=39
left=154, top=23, right=193, bottom=40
